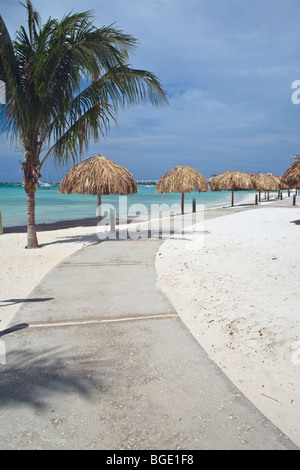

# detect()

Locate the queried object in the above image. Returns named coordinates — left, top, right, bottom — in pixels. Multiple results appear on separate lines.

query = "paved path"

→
left=0, top=206, right=298, bottom=450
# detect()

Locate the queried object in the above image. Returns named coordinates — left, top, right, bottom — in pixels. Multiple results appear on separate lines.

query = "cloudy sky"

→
left=1, top=0, right=300, bottom=182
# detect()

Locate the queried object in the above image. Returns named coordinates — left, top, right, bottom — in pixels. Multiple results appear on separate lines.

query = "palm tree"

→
left=0, top=1, right=168, bottom=248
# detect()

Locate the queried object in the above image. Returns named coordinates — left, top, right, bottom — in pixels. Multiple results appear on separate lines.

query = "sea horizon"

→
left=0, top=182, right=254, bottom=229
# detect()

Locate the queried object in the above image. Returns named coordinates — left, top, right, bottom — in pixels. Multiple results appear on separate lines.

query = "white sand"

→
left=155, top=206, right=300, bottom=447
left=1, top=199, right=299, bottom=447
left=0, top=226, right=99, bottom=330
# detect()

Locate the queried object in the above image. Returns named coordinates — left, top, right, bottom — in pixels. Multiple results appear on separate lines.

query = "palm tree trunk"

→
left=22, top=150, right=40, bottom=249
left=27, top=190, right=39, bottom=248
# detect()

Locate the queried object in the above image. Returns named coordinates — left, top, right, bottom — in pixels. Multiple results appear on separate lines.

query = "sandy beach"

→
left=156, top=203, right=300, bottom=447
left=0, top=197, right=299, bottom=447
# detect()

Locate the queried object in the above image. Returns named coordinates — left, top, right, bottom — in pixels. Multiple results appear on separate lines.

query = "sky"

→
left=0, top=0, right=300, bottom=182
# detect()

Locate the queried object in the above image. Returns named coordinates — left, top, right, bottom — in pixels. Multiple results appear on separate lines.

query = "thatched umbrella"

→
left=282, top=156, right=300, bottom=189
left=156, top=165, right=208, bottom=214
left=251, top=173, right=279, bottom=201
left=278, top=176, right=289, bottom=191
left=276, top=175, right=293, bottom=197
left=59, top=155, right=137, bottom=220
left=209, top=170, right=253, bottom=206
left=271, top=175, right=289, bottom=198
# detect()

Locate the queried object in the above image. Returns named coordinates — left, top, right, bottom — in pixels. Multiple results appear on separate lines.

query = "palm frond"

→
left=1, top=3, right=168, bottom=169
left=19, top=0, right=41, bottom=43
left=43, top=101, right=116, bottom=166
left=99, top=67, right=169, bottom=109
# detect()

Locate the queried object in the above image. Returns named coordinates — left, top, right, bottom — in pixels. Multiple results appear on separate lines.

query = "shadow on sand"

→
left=0, top=345, right=107, bottom=410
left=0, top=297, right=54, bottom=307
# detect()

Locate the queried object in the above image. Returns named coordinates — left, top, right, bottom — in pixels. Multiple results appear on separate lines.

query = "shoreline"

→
left=0, top=192, right=257, bottom=330
left=2, top=189, right=286, bottom=234
left=0, top=191, right=295, bottom=330
left=1, top=193, right=299, bottom=447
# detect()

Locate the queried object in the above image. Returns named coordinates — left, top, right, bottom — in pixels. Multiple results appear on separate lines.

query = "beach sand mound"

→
left=155, top=207, right=300, bottom=447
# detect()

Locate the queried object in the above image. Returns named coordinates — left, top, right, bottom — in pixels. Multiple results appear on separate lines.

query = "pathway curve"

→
left=0, top=209, right=298, bottom=449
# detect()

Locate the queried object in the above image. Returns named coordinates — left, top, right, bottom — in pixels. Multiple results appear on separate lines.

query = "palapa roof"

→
left=209, top=170, right=253, bottom=191
left=156, top=165, right=208, bottom=194
left=251, top=173, right=279, bottom=191
left=59, top=155, right=137, bottom=195
left=282, top=156, right=300, bottom=188
left=277, top=176, right=290, bottom=190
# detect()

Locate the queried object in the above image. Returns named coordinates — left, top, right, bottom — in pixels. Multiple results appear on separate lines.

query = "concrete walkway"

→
left=0, top=207, right=298, bottom=449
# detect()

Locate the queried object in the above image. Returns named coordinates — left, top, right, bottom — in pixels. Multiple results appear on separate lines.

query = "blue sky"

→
left=1, top=0, right=300, bottom=182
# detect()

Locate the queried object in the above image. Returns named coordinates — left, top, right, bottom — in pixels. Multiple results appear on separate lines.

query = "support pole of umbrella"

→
left=293, top=194, right=297, bottom=206
left=181, top=193, right=184, bottom=214
left=97, top=194, right=101, bottom=221
left=192, top=198, right=196, bottom=213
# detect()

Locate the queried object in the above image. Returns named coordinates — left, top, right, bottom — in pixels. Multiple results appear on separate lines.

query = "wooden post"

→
left=192, top=198, right=196, bottom=212
left=231, top=188, right=234, bottom=207
left=97, top=194, right=101, bottom=221
left=293, top=194, right=297, bottom=206
left=181, top=193, right=184, bottom=214
left=0, top=211, right=3, bottom=235
left=255, top=194, right=258, bottom=205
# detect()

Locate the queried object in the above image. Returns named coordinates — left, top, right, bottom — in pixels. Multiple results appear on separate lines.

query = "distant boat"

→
left=38, top=181, right=54, bottom=189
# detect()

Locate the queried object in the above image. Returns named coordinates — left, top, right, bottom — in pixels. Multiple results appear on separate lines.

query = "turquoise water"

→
left=0, top=183, right=245, bottom=228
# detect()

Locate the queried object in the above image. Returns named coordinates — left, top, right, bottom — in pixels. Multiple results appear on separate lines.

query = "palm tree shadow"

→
left=0, top=323, right=29, bottom=337
left=0, top=297, right=54, bottom=308
left=39, top=233, right=100, bottom=248
left=0, top=346, right=108, bottom=410
left=291, top=220, right=300, bottom=225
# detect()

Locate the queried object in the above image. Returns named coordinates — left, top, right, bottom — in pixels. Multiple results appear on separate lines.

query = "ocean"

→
left=0, top=182, right=253, bottom=229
